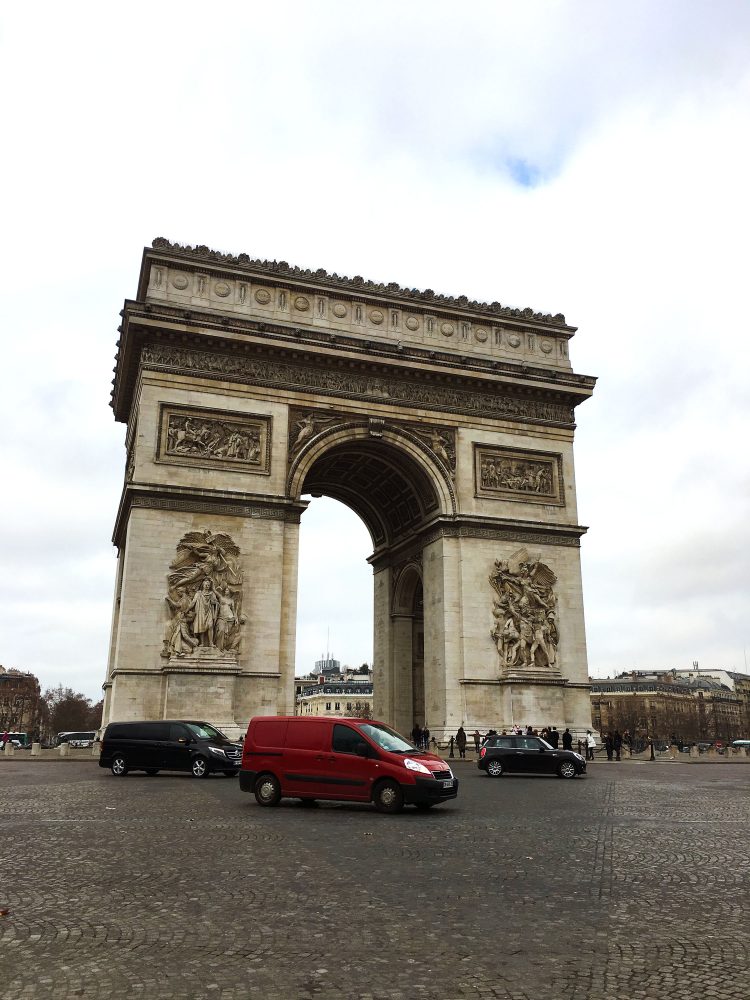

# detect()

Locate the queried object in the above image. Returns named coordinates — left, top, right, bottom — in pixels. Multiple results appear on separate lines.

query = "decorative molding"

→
left=369, top=519, right=585, bottom=571
left=112, top=485, right=305, bottom=548
left=156, top=403, right=271, bottom=475
left=150, top=237, right=571, bottom=329
left=139, top=344, right=574, bottom=429
left=474, top=444, right=564, bottom=506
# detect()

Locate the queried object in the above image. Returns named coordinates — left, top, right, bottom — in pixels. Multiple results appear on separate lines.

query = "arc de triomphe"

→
left=101, top=239, right=596, bottom=740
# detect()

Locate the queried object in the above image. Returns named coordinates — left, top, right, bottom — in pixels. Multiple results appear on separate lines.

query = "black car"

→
left=478, top=735, right=586, bottom=779
left=99, top=720, right=242, bottom=778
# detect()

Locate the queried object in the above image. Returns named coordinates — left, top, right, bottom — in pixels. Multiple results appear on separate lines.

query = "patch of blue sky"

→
left=505, top=157, right=543, bottom=188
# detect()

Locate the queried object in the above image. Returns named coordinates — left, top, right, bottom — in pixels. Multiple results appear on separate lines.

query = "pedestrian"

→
left=549, top=727, right=560, bottom=749
left=605, top=732, right=614, bottom=761
left=473, top=729, right=481, bottom=753
left=586, top=730, right=596, bottom=761
left=1, top=731, right=8, bottom=746
left=422, top=726, right=430, bottom=751
left=411, top=722, right=422, bottom=748
left=562, top=727, right=573, bottom=751
left=456, top=726, right=467, bottom=759
left=613, top=730, right=622, bottom=761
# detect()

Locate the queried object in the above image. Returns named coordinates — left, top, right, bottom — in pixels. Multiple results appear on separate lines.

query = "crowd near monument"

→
left=100, top=240, right=595, bottom=739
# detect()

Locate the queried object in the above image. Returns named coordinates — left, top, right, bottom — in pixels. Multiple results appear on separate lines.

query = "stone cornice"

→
left=144, top=238, right=576, bottom=332
left=112, top=484, right=307, bottom=548
left=368, top=514, right=587, bottom=568
left=111, top=302, right=596, bottom=421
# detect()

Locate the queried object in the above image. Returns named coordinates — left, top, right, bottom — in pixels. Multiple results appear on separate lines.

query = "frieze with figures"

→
left=157, top=404, right=271, bottom=474
left=162, top=529, right=245, bottom=660
left=475, top=445, right=564, bottom=506
left=140, top=345, right=575, bottom=427
left=489, top=549, right=559, bottom=673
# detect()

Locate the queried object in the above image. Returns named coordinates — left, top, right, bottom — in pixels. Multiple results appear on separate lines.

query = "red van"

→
left=239, top=716, right=458, bottom=813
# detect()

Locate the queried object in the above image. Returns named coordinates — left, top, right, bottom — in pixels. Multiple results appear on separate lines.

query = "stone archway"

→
left=101, top=239, right=596, bottom=741
left=289, top=426, right=450, bottom=736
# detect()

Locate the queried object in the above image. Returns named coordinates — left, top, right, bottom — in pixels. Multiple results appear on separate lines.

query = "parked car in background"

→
left=478, top=734, right=586, bottom=778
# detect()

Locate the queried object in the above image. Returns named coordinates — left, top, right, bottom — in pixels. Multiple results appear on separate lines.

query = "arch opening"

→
left=298, top=437, right=443, bottom=550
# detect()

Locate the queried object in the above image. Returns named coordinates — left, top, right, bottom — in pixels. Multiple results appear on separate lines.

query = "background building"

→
left=0, top=666, right=43, bottom=740
left=590, top=668, right=748, bottom=743
left=295, top=663, right=373, bottom=717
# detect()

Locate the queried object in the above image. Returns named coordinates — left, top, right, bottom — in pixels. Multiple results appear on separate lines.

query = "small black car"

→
left=478, top=735, right=586, bottom=779
left=99, top=720, right=242, bottom=778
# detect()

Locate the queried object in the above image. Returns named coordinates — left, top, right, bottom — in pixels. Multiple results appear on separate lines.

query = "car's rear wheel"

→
left=373, top=779, right=404, bottom=814
left=111, top=756, right=128, bottom=777
left=558, top=760, right=577, bottom=779
left=486, top=759, right=504, bottom=777
left=191, top=756, right=210, bottom=778
left=254, top=773, right=281, bottom=806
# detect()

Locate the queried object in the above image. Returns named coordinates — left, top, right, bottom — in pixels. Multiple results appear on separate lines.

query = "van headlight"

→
left=404, top=758, right=431, bottom=774
left=208, top=747, right=226, bottom=757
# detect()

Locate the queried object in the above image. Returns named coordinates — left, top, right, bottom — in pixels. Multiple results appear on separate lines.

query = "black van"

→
left=99, top=720, right=242, bottom=778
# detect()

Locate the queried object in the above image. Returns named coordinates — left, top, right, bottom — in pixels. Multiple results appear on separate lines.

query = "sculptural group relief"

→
left=162, top=529, right=245, bottom=660
left=475, top=446, right=563, bottom=505
left=157, top=405, right=270, bottom=474
left=490, top=549, right=559, bottom=673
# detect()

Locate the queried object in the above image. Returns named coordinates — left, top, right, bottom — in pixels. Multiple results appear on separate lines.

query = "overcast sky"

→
left=1, top=2, right=749, bottom=700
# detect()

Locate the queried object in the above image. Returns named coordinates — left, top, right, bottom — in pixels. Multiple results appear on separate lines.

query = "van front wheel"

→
left=254, top=773, right=281, bottom=807
left=373, top=780, right=404, bottom=814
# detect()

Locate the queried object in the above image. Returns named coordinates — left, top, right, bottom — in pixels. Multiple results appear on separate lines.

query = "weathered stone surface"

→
left=102, top=243, right=596, bottom=736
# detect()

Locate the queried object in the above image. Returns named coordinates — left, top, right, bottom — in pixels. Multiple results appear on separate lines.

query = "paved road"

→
left=0, top=759, right=748, bottom=999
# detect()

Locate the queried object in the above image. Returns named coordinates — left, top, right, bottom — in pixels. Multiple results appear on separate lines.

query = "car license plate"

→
left=442, top=779, right=453, bottom=789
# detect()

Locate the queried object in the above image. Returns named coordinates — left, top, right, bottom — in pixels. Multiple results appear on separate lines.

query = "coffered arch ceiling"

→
left=300, top=440, right=441, bottom=550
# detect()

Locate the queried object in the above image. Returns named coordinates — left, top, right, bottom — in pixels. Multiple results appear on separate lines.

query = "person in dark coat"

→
left=548, top=727, right=560, bottom=749
left=411, top=723, right=422, bottom=748
left=562, top=728, right=573, bottom=751
left=422, top=726, right=430, bottom=751
left=613, top=730, right=622, bottom=761
left=604, top=732, right=614, bottom=761
left=456, top=726, right=467, bottom=759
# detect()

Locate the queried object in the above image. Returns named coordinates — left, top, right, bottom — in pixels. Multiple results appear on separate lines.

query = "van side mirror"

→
left=354, top=742, right=370, bottom=758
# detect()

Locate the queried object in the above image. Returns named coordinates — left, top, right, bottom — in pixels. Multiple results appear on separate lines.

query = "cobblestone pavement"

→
left=0, top=759, right=748, bottom=999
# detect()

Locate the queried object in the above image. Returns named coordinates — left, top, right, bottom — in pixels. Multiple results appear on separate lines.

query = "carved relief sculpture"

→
left=162, top=529, right=245, bottom=659
left=412, top=425, right=456, bottom=478
left=158, top=405, right=271, bottom=474
left=490, top=549, right=558, bottom=672
left=475, top=445, right=563, bottom=505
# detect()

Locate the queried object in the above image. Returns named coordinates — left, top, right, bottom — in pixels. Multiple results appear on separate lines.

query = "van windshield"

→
left=359, top=723, right=416, bottom=753
left=186, top=723, right=227, bottom=742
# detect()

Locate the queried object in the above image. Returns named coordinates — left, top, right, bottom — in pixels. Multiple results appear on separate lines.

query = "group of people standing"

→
left=410, top=723, right=433, bottom=751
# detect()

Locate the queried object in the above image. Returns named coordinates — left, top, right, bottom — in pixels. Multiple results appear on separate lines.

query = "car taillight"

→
left=479, top=747, right=486, bottom=758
